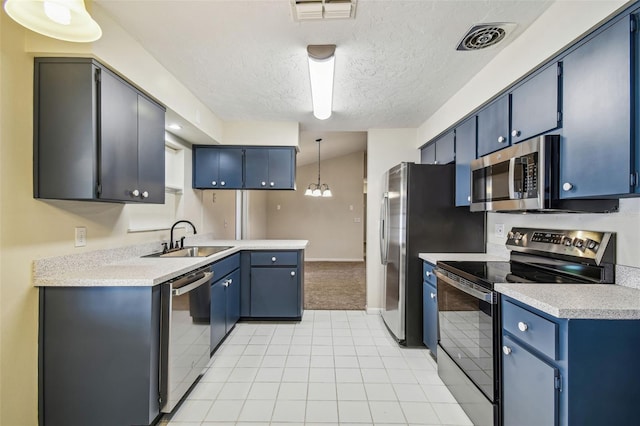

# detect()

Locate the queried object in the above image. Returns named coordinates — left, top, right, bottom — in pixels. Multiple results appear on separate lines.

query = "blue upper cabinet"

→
left=477, top=95, right=510, bottom=156
left=560, top=15, right=632, bottom=198
left=192, top=146, right=243, bottom=189
left=245, top=147, right=296, bottom=189
left=510, top=63, right=561, bottom=144
left=420, top=142, right=436, bottom=164
left=421, top=131, right=454, bottom=165
left=455, top=117, right=476, bottom=206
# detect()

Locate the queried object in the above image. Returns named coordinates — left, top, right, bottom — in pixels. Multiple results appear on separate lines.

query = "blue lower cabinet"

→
left=502, top=334, right=558, bottom=426
left=422, top=280, right=438, bottom=355
left=251, top=267, right=300, bottom=317
left=225, top=269, right=241, bottom=331
left=210, top=279, right=227, bottom=353
left=501, top=296, right=640, bottom=426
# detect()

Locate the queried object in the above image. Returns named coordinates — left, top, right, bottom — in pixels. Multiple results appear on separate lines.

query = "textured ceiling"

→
left=95, top=0, right=553, bottom=134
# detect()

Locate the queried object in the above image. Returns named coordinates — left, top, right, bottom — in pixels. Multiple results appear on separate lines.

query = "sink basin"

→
left=145, top=246, right=233, bottom=258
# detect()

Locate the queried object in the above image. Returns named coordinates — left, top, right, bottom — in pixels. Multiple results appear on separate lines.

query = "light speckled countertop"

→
left=419, top=251, right=640, bottom=320
left=34, top=239, right=308, bottom=287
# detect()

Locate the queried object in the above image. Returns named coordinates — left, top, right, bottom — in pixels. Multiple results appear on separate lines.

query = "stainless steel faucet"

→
left=169, top=220, right=197, bottom=249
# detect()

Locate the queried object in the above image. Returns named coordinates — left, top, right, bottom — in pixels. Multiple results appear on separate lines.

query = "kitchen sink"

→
left=144, top=246, right=233, bottom=258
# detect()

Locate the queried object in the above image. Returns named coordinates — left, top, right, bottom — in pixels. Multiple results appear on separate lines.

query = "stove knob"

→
left=507, top=231, right=515, bottom=240
left=564, top=238, right=573, bottom=246
left=586, top=240, right=598, bottom=250
left=574, top=239, right=584, bottom=248
left=514, top=232, right=523, bottom=241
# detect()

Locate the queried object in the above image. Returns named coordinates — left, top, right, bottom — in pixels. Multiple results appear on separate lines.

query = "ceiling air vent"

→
left=291, top=0, right=357, bottom=21
left=456, top=23, right=516, bottom=51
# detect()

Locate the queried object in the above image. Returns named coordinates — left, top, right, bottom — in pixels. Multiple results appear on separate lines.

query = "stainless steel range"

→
left=434, top=227, right=615, bottom=426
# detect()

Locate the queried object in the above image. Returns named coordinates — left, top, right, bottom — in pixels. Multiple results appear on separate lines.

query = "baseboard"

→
left=366, top=307, right=382, bottom=315
left=305, top=258, right=364, bottom=262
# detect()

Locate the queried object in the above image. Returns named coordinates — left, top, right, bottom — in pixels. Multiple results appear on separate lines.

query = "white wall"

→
left=366, top=129, right=420, bottom=311
left=247, top=191, right=269, bottom=239
left=417, top=0, right=633, bottom=144
left=266, top=151, right=365, bottom=260
left=223, top=121, right=300, bottom=147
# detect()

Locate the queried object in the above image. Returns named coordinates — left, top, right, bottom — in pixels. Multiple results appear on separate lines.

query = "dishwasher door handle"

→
left=172, top=271, right=213, bottom=296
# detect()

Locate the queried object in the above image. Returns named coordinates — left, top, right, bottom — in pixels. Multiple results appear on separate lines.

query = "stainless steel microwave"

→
left=469, top=135, right=618, bottom=213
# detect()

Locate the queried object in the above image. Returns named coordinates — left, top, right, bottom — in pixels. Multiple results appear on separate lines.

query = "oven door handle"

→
left=172, top=271, right=213, bottom=296
left=434, top=269, right=496, bottom=304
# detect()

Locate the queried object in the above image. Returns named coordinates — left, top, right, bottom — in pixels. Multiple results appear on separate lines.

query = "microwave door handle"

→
left=508, top=157, right=517, bottom=199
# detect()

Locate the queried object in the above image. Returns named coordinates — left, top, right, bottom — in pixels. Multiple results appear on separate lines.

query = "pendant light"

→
left=304, top=138, right=332, bottom=197
left=4, top=0, right=102, bottom=43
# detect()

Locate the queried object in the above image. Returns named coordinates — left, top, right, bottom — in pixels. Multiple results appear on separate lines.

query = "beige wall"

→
left=223, top=121, right=300, bottom=147
left=365, top=129, right=420, bottom=312
left=201, top=190, right=237, bottom=240
left=266, top=151, right=365, bottom=260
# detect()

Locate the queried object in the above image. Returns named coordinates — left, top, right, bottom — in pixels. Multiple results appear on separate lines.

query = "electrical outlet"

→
left=354, top=217, right=361, bottom=223
left=495, top=223, right=505, bottom=238
left=75, top=227, right=87, bottom=247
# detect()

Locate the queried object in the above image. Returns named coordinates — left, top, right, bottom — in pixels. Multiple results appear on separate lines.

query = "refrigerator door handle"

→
left=380, top=193, right=388, bottom=264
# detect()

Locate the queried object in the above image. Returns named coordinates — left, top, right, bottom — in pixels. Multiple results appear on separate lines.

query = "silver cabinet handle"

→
left=211, top=180, right=217, bottom=186
left=223, top=279, right=232, bottom=287
left=562, top=182, right=573, bottom=191
left=261, top=181, right=266, bottom=187
left=430, top=292, right=436, bottom=299
left=271, top=256, right=277, bottom=262
left=142, top=191, right=149, bottom=199
left=131, top=189, right=140, bottom=197
left=503, top=346, right=512, bottom=355
left=270, top=181, right=275, bottom=187
left=467, top=196, right=471, bottom=202
left=434, top=160, right=439, bottom=165
left=221, top=181, right=226, bottom=186
left=511, top=130, right=521, bottom=137
left=426, top=271, right=432, bottom=277
left=291, top=271, right=296, bottom=277
left=518, top=322, right=528, bottom=332
left=497, top=136, right=506, bottom=143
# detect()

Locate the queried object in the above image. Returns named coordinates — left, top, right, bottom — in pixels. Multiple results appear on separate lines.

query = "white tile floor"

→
left=161, top=310, right=472, bottom=426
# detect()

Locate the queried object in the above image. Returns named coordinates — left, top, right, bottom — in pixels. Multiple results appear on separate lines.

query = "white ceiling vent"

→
left=291, top=0, right=357, bottom=21
left=456, top=23, right=516, bottom=51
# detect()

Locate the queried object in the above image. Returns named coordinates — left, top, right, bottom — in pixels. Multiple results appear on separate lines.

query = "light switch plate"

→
left=495, top=223, right=505, bottom=238
left=75, top=227, right=87, bottom=247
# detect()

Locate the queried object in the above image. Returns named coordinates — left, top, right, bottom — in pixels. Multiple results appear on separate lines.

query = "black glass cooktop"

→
left=437, top=260, right=591, bottom=289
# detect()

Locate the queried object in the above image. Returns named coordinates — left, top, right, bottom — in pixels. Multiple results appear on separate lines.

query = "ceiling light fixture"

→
left=304, top=138, right=332, bottom=197
left=3, top=0, right=102, bottom=43
left=307, top=44, right=336, bottom=120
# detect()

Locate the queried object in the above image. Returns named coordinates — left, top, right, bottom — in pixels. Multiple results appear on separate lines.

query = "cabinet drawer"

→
left=251, top=251, right=298, bottom=266
left=423, top=262, right=437, bottom=286
left=503, top=300, right=558, bottom=360
left=211, top=253, right=240, bottom=279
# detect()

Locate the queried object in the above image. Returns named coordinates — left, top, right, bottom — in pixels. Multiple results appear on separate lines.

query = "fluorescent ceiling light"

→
left=307, top=44, right=336, bottom=120
left=4, top=0, right=102, bottom=43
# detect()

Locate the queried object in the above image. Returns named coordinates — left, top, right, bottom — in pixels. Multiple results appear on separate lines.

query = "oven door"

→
left=435, top=269, right=498, bottom=403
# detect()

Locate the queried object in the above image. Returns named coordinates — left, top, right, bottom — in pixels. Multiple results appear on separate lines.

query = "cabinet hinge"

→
left=557, top=111, right=562, bottom=123
left=94, top=68, right=101, bottom=83
left=631, top=172, right=638, bottom=188
left=554, top=376, right=562, bottom=391
left=631, top=16, right=637, bottom=33
left=96, top=183, right=102, bottom=195
left=557, top=64, right=562, bottom=77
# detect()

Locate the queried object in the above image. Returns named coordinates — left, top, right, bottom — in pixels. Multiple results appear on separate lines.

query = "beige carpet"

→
left=304, top=261, right=366, bottom=310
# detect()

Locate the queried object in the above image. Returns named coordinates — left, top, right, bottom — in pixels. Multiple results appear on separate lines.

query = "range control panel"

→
left=506, top=227, right=614, bottom=263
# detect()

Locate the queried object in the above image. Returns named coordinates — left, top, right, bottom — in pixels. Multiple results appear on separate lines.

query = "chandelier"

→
left=304, top=138, right=332, bottom=197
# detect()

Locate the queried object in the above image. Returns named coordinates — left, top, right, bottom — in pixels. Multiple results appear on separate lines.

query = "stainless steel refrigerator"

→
left=380, top=162, right=485, bottom=346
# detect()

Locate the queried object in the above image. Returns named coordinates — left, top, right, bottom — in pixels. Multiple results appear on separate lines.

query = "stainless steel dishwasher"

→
left=159, top=265, right=214, bottom=413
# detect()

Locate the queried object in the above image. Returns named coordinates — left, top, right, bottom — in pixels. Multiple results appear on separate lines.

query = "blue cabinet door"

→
left=210, top=280, right=226, bottom=353
left=244, top=148, right=270, bottom=189
left=217, top=148, right=243, bottom=189
left=250, top=267, right=299, bottom=317
left=422, top=281, right=438, bottom=355
left=267, top=148, right=295, bottom=189
left=502, top=334, right=559, bottom=426
left=435, top=131, right=455, bottom=164
left=454, top=117, right=476, bottom=206
left=420, top=143, right=436, bottom=164
left=477, top=95, right=510, bottom=156
left=136, top=95, right=165, bottom=203
left=510, top=63, right=560, bottom=144
left=560, top=16, right=631, bottom=198
left=193, top=147, right=220, bottom=189
left=225, top=269, right=241, bottom=333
